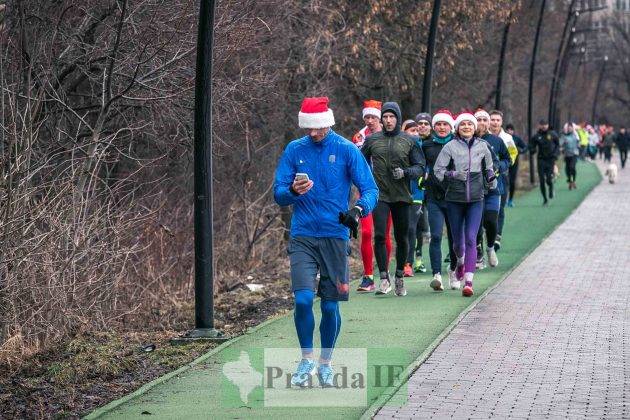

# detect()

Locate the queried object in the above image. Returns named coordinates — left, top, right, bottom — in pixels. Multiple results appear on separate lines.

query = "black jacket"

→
left=422, top=136, right=450, bottom=201
left=529, top=129, right=560, bottom=161
left=615, top=132, right=629, bottom=150
left=362, top=102, right=426, bottom=203
left=512, top=134, right=528, bottom=164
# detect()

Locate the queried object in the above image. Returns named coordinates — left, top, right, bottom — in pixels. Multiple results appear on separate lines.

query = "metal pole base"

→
left=170, top=328, right=230, bottom=345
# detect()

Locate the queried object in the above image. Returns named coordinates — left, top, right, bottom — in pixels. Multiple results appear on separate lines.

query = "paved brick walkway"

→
left=376, top=160, right=630, bottom=419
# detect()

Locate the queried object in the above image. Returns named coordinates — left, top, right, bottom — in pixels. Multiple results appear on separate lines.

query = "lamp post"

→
left=174, top=0, right=226, bottom=344
left=421, top=0, right=442, bottom=113
left=591, top=55, right=609, bottom=124
left=528, top=0, right=547, bottom=185
left=495, top=12, right=512, bottom=110
left=548, top=2, right=578, bottom=126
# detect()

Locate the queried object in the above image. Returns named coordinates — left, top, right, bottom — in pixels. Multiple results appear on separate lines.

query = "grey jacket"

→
left=434, top=136, right=496, bottom=203
left=559, top=132, right=580, bottom=157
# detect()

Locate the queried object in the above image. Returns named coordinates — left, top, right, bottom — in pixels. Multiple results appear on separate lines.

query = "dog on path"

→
left=605, top=163, right=618, bottom=184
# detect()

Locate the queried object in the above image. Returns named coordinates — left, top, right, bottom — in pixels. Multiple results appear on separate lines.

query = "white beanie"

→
left=473, top=109, right=490, bottom=120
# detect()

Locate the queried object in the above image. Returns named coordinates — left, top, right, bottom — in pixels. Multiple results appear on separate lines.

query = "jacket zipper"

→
left=466, top=139, right=472, bottom=202
left=387, top=136, right=393, bottom=191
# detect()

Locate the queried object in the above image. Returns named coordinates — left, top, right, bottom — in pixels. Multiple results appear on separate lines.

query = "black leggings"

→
left=604, top=146, right=612, bottom=162
left=373, top=200, right=410, bottom=274
left=537, top=160, right=554, bottom=201
left=620, top=148, right=628, bottom=169
left=508, top=161, right=519, bottom=201
left=406, top=203, right=427, bottom=263
left=564, top=156, right=577, bottom=183
left=476, top=210, right=499, bottom=250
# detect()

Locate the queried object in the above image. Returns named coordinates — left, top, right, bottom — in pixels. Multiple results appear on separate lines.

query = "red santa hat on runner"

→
left=454, top=110, right=478, bottom=131
left=432, top=108, right=455, bottom=128
left=362, top=99, right=382, bottom=119
left=298, top=97, right=336, bottom=129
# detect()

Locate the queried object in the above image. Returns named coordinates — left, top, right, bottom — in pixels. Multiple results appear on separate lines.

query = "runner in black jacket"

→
left=422, top=109, right=457, bottom=291
left=529, top=120, right=560, bottom=206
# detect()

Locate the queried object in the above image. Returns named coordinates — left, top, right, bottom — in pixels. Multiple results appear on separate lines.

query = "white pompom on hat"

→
left=298, top=97, right=336, bottom=129
left=454, top=111, right=478, bottom=131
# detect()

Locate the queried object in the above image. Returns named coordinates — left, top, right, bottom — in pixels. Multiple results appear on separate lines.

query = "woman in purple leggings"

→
left=434, top=111, right=496, bottom=297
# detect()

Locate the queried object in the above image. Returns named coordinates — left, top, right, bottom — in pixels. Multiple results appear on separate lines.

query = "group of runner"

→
left=531, top=120, right=628, bottom=204
left=352, top=100, right=521, bottom=299
left=273, top=96, right=626, bottom=388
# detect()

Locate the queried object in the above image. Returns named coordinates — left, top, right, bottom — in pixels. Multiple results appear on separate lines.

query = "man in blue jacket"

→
left=273, top=97, right=378, bottom=388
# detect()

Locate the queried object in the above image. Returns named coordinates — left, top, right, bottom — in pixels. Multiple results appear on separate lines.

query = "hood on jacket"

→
left=381, top=102, right=401, bottom=136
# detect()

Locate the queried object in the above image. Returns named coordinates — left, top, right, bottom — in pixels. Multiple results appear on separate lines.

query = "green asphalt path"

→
left=89, top=161, right=600, bottom=420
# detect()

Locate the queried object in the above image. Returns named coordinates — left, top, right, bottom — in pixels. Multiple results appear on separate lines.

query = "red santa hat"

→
left=362, top=99, right=382, bottom=119
left=298, top=97, right=336, bottom=129
left=454, top=111, right=478, bottom=131
left=432, top=108, right=455, bottom=128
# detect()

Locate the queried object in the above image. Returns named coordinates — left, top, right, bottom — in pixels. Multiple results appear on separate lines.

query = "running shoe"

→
left=317, top=364, right=335, bottom=388
left=394, top=275, right=407, bottom=296
left=476, top=247, right=485, bottom=270
left=507, top=199, right=514, bottom=208
left=487, top=247, right=499, bottom=267
left=291, top=358, right=316, bottom=387
left=444, top=255, right=451, bottom=263
left=462, top=274, right=474, bottom=297
left=403, top=263, right=413, bottom=277
left=448, top=268, right=460, bottom=290
left=356, top=276, right=375, bottom=292
left=413, top=258, right=427, bottom=273
left=375, top=276, right=392, bottom=295
left=494, top=235, right=502, bottom=252
left=430, top=273, right=444, bottom=291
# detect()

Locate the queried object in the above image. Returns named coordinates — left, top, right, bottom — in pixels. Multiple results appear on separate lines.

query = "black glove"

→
left=339, top=207, right=361, bottom=239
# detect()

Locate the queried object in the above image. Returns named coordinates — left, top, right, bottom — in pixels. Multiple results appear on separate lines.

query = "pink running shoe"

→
left=462, top=273, right=474, bottom=297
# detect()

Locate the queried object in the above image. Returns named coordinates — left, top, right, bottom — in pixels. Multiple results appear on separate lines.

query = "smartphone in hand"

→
left=294, top=173, right=310, bottom=182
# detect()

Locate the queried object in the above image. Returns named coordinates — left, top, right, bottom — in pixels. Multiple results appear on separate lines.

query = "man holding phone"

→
left=274, top=97, right=378, bottom=388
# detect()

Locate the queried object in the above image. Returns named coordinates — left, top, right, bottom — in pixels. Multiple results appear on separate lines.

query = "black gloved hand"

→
left=339, top=207, right=361, bottom=239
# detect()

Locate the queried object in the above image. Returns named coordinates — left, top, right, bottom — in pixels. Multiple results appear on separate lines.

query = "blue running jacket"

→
left=274, top=129, right=379, bottom=240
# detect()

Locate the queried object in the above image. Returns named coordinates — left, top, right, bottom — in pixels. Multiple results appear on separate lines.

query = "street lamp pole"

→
left=591, top=55, right=609, bottom=124
left=422, top=0, right=442, bottom=113
left=174, top=0, right=226, bottom=343
left=495, top=12, right=512, bottom=110
left=548, top=1, right=578, bottom=125
left=528, top=0, right=547, bottom=185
